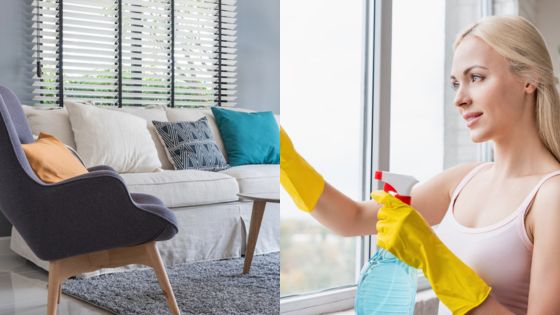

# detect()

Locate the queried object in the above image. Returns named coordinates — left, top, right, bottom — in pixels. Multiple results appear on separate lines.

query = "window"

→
left=281, top=0, right=495, bottom=313
left=390, top=0, right=445, bottom=181
left=32, top=0, right=236, bottom=107
left=280, top=0, right=365, bottom=304
left=443, top=0, right=490, bottom=166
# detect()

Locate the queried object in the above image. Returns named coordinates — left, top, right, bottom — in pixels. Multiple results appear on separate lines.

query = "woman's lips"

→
left=465, top=113, right=483, bottom=128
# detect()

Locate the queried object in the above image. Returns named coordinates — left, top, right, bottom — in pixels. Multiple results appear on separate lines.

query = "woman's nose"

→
left=454, top=86, right=472, bottom=108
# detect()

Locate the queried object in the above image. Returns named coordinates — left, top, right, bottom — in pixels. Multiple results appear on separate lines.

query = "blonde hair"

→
left=454, top=16, right=560, bottom=162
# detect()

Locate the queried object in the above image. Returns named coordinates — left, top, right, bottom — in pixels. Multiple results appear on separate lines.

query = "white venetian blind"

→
left=174, top=0, right=237, bottom=107
left=32, top=0, right=61, bottom=105
left=62, top=0, right=119, bottom=106
left=122, top=0, right=172, bottom=106
left=32, top=0, right=237, bottom=107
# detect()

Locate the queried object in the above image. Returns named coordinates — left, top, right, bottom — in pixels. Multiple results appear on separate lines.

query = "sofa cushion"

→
left=164, top=107, right=227, bottom=159
left=211, top=107, right=280, bottom=166
left=120, top=170, right=239, bottom=207
left=220, top=164, right=279, bottom=195
left=165, top=107, right=280, bottom=162
left=106, top=105, right=174, bottom=170
left=22, top=105, right=77, bottom=149
left=22, top=132, right=88, bottom=183
left=153, top=118, right=230, bottom=171
left=22, top=103, right=174, bottom=170
left=65, top=102, right=162, bottom=173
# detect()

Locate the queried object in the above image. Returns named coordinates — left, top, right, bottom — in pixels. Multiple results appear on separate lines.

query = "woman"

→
left=281, top=16, right=560, bottom=314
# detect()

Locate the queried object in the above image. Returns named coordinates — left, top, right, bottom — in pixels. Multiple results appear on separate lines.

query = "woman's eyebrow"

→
left=450, top=65, right=489, bottom=80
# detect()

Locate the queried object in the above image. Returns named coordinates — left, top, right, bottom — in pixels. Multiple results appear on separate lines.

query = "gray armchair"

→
left=0, top=85, right=181, bottom=315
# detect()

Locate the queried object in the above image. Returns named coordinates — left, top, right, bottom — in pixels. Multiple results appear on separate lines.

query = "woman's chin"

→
left=469, top=131, right=489, bottom=143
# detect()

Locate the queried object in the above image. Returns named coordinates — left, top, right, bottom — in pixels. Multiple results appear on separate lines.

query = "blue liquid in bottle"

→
left=355, top=248, right=417, bottom=315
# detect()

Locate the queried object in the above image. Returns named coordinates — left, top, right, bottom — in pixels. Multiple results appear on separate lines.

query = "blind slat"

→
left=33, top=0, right=236, bottom=107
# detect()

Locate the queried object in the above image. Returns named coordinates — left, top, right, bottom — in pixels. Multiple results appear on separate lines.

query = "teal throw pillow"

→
left=210, top=107, right=279, bottom=166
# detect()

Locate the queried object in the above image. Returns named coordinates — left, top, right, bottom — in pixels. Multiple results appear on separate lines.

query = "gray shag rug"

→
left=62, top=252, right=279, bottom=315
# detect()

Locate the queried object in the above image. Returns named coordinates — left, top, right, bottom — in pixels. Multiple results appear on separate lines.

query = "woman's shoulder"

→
left=411, top=162, right=482, bottom=225
left=532, top=173, right=560, bottom=210
left=525, top=169, right=560, bottom=239
left=412, top=162, right=482, bottom=201
left=439, top=162, right=484, bottom=197
left=532, top=166, right=560, bottom=201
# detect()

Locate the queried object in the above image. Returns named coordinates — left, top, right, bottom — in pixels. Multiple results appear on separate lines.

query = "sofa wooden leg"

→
left=145, top=242, right=181, bottom=315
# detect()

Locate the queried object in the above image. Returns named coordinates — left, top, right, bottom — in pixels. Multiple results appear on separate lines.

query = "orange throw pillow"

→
left=22, top=132, right=88, bottom=183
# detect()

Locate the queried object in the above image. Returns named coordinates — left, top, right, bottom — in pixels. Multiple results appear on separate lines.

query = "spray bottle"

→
left=355, top=170, right=419, bottom=315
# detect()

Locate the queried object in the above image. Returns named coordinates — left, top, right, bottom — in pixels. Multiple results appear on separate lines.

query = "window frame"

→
left=280, top=0, right=393, bottom=312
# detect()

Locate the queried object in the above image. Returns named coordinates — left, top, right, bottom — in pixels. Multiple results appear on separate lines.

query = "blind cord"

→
left=36, top=0, right=42, bottom=78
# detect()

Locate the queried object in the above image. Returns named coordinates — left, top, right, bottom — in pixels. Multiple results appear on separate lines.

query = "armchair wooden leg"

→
left=46, top=242, right=181, bottom=315
left=47, top=262, right=62, bottom=315
left=57, top=284, right=62, bottom=304
left=145, top=242, right=181, bottom=315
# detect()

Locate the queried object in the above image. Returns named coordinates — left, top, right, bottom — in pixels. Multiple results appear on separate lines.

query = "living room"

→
left=0, top=0, right=280, bottom=314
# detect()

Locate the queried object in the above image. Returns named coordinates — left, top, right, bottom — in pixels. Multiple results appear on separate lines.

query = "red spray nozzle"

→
left=375, top=170, right=419, bottom=205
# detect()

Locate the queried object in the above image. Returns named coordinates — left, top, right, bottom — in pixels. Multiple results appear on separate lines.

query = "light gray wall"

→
left=0, top=0, right=280, bottom=236
left=0, top=0, right=34, bottom=236
left=536, top=0, right=560, bottom=77
left=0, top=0, right=34, bottom=105
left=236, top=0, right=280, bottom=114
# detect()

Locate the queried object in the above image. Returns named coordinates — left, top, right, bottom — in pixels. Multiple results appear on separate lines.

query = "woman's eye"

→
left=451, top=81, right=459, bottom=90
left=471, top=74, right=484, bottom=82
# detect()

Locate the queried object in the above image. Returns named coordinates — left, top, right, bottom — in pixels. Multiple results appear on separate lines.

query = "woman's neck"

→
left=490, top=124, right=559, bottom=180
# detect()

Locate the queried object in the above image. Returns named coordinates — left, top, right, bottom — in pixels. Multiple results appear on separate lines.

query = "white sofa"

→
left=10, top=104, right=280, bottom=274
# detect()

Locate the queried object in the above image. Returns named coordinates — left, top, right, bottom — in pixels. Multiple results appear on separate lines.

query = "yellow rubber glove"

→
left=371, top=191, right=491, bottom=315
left=280, top=126, right=325, bottom=212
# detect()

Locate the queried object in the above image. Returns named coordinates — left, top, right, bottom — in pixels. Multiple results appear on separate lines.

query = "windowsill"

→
left=281, top=288, right=439, bottom=315
left=281, top=287, right=356, bottom=315
left=411, top=289, right=439, bottom=315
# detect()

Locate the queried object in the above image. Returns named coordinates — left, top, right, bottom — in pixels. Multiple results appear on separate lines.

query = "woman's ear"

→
left=524, top=82, right=537, bottom=94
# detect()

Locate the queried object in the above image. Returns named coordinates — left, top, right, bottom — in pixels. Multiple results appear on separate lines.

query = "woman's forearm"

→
left=280, top=128, right=380, bottom=236
left=468, top=296, right=514, bottom=315
left=310, top=182, right=380, bottom=236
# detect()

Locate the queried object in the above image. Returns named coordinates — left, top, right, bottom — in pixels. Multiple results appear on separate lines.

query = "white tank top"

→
left=436, top=162, right=560, bottom=315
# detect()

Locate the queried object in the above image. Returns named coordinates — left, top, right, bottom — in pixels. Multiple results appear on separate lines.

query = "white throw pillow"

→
left=22, top=105, right=77, bottom=149
left=110, top=105, right=174, bottom=170
left=65, top=102, right=162, bottom=173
